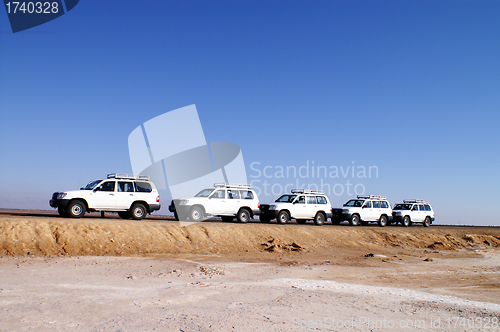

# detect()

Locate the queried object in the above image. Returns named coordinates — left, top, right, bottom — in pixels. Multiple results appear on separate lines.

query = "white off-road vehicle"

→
left=392, top=200, right=435, bottom=227
left=331, top=195, right=393, bottom=227
left=259, top=189, right=332, bottom=225
left=49, top=173, right=161, bottom=220
left=168, top=183, right=260, bottom=223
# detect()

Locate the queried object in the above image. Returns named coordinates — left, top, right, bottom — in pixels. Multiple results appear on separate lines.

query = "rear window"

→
left=317, top=196, right=327, bottom=204
left=381, top=201, right=389, bottom=208
left=135, top=182, right=152, bottom=192
left=240, top=190, right=254, bottom=199
left=425, top=205, right=432, bottom=211
left=307, top=196, right=317, bottom=204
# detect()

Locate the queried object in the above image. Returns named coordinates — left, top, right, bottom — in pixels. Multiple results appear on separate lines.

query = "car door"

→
left=206, top=189, right=227, bottom=215
left=92, top=180, right=116, bottom=209
left=360, top=200, right=375, bottom=221
left=410, top=204, right=420, bottom=222
left=226, top=189, right=242, bottom=214
left=372, top=200, right=382, bottom=220
left=305, top=196, right=318, bottom=218
left=115, top=181, right=135, bottom=209
left=292, top=195, right=308, bottom=218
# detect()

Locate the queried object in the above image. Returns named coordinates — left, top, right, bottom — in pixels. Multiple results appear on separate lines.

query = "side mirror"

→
left=80, top=187, right=84, bottom=190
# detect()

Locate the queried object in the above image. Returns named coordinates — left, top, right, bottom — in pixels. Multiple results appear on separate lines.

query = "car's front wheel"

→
left=66, top=200, right=85, bottom=218
left=277, top=211, right=290, bottom=224
left=131, top=203, right=147, bottom=220
left=189, top=206, right=204, bottom=222
left=349, top=214, right=361, bottom=226
left=402, top=215, right=411, bottom=227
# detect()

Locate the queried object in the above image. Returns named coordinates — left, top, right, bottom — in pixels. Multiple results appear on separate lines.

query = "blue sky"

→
left=1, top=0, right=499, bottom=225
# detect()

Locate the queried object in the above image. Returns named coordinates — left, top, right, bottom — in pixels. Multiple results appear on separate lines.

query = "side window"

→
left=425, top=205, right=431, bottom=211
left=317, top=196, right=327, bottom=204
left=118, top=182, right=134, bottom=192
left=307, top=196, right=317, bottom=204
left=412, top=205, right=418, bottom=211
left=419, top=205, right=425, bottom=211
left=211, top=190, right=225, bottom=199
left=373, top=201, right=381, bottom=208
left=240, top=190, right=254, bottom=199
left=364, top=201, right=372, bottom=208
left=100, top=181, right=115, bottom=192
left=135, top=182, right=152, bottom=192
left=227, top=190, right=240, bottom=199
left=381, top=201, right=389, bottom=208
left=296, top=196, right=305, bottom=204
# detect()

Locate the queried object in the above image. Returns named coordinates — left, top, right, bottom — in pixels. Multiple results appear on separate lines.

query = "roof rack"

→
left=214, top=183, right=251, bottom=189
left=107, top=173, right=150, bottom=180
left=357, top=195, right=386, bottom=200
left=403, top=199, right=429, bottom=204
left=291, top=189, right=325, bottom=195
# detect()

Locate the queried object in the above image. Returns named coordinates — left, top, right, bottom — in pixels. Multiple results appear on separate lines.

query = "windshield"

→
left=343, top=199, right=364, bottom=207
left=195, top=189, right=214, bottom=197
left=275, top=195, right=297, bottom=203
left=84, top=180, right=102, bottom=190
left=394, top=203, right=412, bottom=210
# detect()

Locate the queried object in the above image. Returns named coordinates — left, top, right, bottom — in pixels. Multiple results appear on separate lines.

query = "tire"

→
left=349, top=214, right=361, bottom=226
left=66, top=200, right=85, bottom=218
left=57, top=207, right=66, bottom=217
left=402, top=215, right=411, bottom=227
left=314, top=212, right=326, bottom=226
left=277, top=211, right=290, bottom=224
left=296, top=219, right=307, bottom=225
left=221, top=216, right=234, bottom=222
left=237, top=209, right=251, bottom=223
left=131, top=203, right=147, bottom=220
left=260, top=216, right=271, bottom=223
left=118, top=211, right=131, bottom=219
left=423, top=216, right=431, bottom=227
left=189, top=206, right=204, bottom=222
left=378, top=215, right=388, bottom=227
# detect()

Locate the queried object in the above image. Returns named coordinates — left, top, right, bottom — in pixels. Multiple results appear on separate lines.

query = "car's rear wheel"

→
left=296, top=219, right=307, bottom=224
left=118, top=211, right=131, bottom=219
left=237, top=209, right=251, bottom=223
left=349, top=214, right=360, bottom=226
left=131, top=203, right=147, bottom=220
left=314, top=212, right=326, bottom=226
left=189, top=206, right=204, bottom=222
left=378, top=215, right=388, bottom=227
left=402, top=215, right=411, bottom=227
left=423, top=216, right=431, bottom=227
left=67, top=200, right=85, bottom=218
left=277, top=211, right=290, bottom=224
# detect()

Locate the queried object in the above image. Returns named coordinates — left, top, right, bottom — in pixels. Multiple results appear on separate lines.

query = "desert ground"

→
left=1, top=209, right=499, bottom=331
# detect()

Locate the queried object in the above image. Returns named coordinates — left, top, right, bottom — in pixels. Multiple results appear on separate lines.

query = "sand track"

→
left=1, top=211, right=499, bottom=257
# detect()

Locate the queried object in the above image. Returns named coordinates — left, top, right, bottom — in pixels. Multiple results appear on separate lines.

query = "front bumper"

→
left=49, top=199, right=70, bottom=209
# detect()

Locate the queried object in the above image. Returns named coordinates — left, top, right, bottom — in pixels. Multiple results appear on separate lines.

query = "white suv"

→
left=168, top=183, right=260, bottom=223
left=49, top=173, right=161, bottom=220
left=332, top=195, right=392, bottom=227
left=392, top=200, right=435, bottom=227
left=259, top=189, right=333, bottom=225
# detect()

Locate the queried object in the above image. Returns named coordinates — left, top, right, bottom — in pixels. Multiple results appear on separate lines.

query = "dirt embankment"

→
left=1, top=211, right=499, bottom=257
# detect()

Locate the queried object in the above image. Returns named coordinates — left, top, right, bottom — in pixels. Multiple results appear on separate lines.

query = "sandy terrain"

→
left=1, top=210, right=499, bottom=331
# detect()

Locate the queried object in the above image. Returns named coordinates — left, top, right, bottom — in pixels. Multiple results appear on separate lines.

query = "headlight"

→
left=179, top=200, right=189, bottom=205
left=269, top=205, right=277, bottom=210
left=342, top=209, right=349, bottom=213
left=57, top=193, right=67, bottom=199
